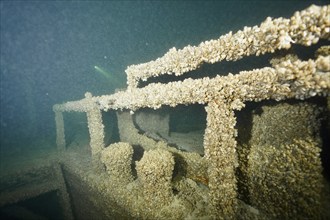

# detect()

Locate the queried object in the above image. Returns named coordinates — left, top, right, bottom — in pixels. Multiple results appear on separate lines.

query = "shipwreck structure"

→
left=1, top=4, right=329, bottom=220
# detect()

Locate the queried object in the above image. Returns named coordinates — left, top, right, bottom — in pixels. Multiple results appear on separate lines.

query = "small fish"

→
left=94, top=65, right=122, bottom=86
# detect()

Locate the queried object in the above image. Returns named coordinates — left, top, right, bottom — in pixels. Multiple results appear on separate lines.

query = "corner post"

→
left=204, top=100, right=238, bottom=219
left=85, top=92, right=105, bottom=157
left=54, top=109, right=66, bottom=152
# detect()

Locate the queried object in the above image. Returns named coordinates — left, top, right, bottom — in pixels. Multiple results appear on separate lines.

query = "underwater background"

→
left=1, top=1, right=330, bottom=219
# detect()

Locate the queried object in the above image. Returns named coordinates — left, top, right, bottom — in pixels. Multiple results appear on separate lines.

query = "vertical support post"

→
left=85, top=92, right=105, bottom=157
left=204, top=101, right=238, bottom=219
left=54, top=110, right=66, bottom=152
